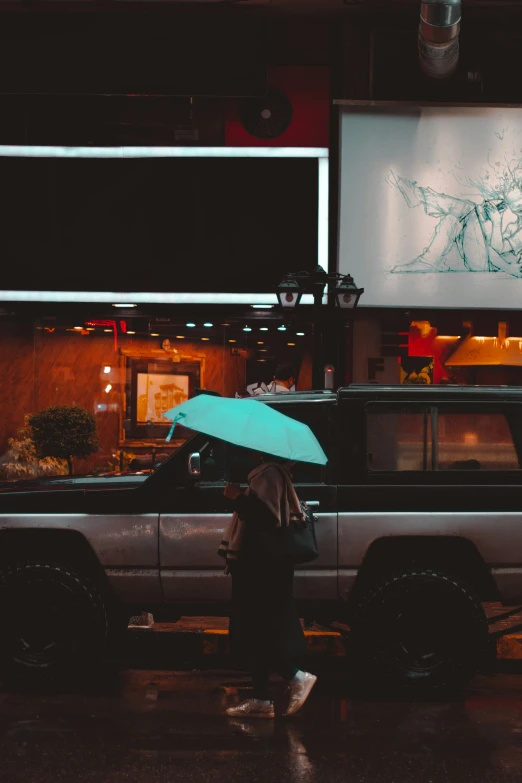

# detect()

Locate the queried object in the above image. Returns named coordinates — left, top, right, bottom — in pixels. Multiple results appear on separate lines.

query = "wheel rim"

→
left=2, top=574, right=87, bottom=668
left=391, top=604, right=449, bottom=674
left=374, top=583, right=469, bottom=679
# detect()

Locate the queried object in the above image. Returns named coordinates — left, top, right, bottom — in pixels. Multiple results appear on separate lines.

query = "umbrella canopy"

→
left=163, top=395, right=327, bottom=466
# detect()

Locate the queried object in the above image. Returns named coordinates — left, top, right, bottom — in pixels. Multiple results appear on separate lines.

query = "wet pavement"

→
left=2, top=663, right=522, bottom=783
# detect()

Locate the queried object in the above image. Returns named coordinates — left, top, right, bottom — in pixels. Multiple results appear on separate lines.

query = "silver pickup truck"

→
left=1, top=384, right=521, bottom=694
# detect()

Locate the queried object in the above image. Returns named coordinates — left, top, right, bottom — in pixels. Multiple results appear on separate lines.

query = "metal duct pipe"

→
left=419, top=0, right=462, bottom=79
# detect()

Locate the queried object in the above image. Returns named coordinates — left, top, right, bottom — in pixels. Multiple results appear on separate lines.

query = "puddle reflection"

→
left=227, top=719, right=317, bottom=781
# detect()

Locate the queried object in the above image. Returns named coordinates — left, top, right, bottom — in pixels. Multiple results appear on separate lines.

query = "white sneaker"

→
left=285, top=673, right=317, bottom=716
left=226, top=699, right=275, bottom=719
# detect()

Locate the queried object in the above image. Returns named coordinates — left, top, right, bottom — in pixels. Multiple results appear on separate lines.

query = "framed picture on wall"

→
left=125, top=358, right=201, bottom=440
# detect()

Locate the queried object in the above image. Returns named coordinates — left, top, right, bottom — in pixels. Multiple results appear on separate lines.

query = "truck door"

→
left=265, top=401, right=338, bottom=602
left=157, top=401, right=338, bottom=605
left=158, top=436, right=232, bottom=603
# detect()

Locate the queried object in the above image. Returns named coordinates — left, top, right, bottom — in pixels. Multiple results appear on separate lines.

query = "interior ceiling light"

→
left=201, top=337, right=210, bottom=341
left=73, top=326, right=83, bottom=331
left=257, top=341, right=264, bottom=345
left=243, top=327, right=252, bottom=332
left=104, top=329, right=112, bottom=333
left=176, top=335, right=185, bottom=339
left=86, top=327, right=95, bottom=331
left=186, top=322, right=196, bottom=328
left=105, top=384, right=112, bottom=393
left=278, top=326, right=287, bottom=331
left=296, top=332, right=305, bottom=336
left=127, top=330, right=136, bottom=335
left=204, top=322, right=213, bottom=327
left=103, top=366, right=111, bottom=374
left=228, top=339, right=237, bottom=343
left=288, top=342, right=296, bottom=346
left=260, top=327, right=268, bottom=331
left=151, top=333, right=160, bottom=337
left=112, top=303, right=136, bottom=308
left=252, top=304, right=274, bottom=309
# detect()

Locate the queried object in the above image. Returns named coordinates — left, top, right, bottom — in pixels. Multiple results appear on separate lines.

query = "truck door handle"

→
left=305, top=501, right=320, bottom=509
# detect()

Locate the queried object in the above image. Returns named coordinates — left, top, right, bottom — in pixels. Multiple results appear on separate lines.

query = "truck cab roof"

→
left=253, top=385, right=522, bottom=405
left=252, top=390, right=337, bottom=404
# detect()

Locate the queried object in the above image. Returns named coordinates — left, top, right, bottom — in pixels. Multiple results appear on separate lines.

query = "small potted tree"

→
left=29, top=406, right=99, bottom=476
left=0, top=416, right=68, bottom=480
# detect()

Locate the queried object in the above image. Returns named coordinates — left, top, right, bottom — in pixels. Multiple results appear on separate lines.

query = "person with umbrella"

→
left=163, top=394, right=326, bottom=718
left=220, top=453, right=317, bottom=719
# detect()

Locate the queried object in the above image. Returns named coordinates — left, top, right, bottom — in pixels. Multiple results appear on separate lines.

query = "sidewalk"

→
left=128, top=604, right=522, bottom=661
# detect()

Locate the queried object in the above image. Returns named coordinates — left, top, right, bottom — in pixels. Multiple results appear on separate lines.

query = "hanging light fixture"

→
left=276, top=276, right=302, bottom=309
left=277, top=266, right=363, bottom=311
left=334, top=275, right=365, bottom=309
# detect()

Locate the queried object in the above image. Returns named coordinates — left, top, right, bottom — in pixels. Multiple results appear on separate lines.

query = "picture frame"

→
left=124, top=357, right=201, bottom=441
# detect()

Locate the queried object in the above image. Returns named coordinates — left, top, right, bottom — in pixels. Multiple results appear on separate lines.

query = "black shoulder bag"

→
left=279, top=499, right=319, bottom=564
left=273, top=465, right=319, bottom=565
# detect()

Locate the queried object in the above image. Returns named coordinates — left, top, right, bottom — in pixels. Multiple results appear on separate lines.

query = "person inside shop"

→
left=253, top=363, right=296, bottom=395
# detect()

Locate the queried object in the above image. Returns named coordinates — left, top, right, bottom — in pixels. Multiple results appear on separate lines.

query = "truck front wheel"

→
left=0, top=562, right=109, bottom=682
left=351, top=569, right=489, bottom=696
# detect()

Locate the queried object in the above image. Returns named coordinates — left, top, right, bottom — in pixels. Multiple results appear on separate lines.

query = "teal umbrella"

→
left=163, top=395, right=327, bottom=466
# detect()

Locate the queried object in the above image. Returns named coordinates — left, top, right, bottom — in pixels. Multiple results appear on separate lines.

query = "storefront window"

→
left=0, top=311, right=314, bottom=479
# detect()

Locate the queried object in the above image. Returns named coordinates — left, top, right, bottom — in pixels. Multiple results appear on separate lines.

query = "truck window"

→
left=366, top=407, right=432, bottom=471
left=180, top=405, right=330, bottom=486
left=437, top=412, right=520, bottom=471
left=257, top=402, right=330, bottom=484
left=199, top=439, right=227, bottom=483
left=366, top=404, right=521, bottom=473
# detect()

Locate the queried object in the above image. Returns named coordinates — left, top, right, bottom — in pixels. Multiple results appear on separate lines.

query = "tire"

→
left=350, top=569, right=489, bottom=696
left=0, top=562, right=109, bottom=682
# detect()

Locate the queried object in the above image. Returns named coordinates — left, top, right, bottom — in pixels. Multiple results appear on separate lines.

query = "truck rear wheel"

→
left=351, top=569, right=489, bottom=696
left=0, top=562, right=108, bottom=682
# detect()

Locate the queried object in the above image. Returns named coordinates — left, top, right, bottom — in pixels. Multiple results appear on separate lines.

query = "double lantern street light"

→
left=276, top=265, right=364, bottom=311
left=276, top=265, right=364, bottom=389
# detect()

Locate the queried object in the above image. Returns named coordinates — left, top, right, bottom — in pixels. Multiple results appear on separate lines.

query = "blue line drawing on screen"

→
left=387, top=144, right=522, bottom=276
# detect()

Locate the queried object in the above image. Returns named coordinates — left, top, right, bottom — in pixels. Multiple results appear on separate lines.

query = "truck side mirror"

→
left=188, top=452, right=201, bottom=480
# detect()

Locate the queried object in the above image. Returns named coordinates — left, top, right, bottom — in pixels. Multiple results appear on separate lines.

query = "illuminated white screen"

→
left=338, top=106, right=522, bottom=309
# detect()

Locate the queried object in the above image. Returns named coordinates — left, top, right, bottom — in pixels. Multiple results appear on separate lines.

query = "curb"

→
left=129, top=621, right=522, bottom=661
left=202, top=628, right=346, bottom=657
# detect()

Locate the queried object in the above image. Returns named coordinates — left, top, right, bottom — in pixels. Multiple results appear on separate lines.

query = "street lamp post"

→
left=276, top=265, right=364, bottom=390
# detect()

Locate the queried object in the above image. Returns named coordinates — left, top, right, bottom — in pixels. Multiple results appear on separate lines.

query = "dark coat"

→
left=229, top=491, right=307, bottom=667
